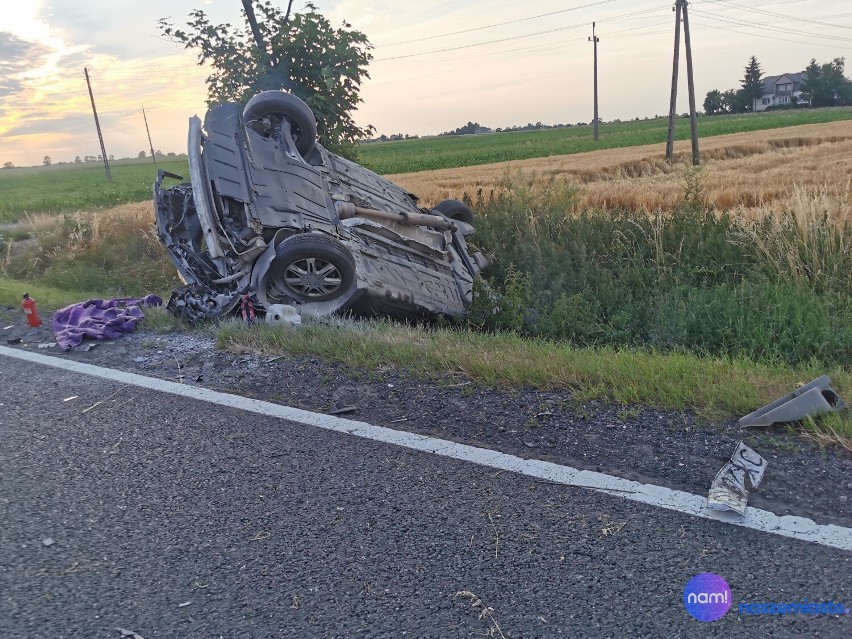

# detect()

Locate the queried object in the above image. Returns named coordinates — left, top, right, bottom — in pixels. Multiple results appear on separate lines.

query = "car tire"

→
left=243, top=91, right=318, bottom=156
left=433, top=199, right=474, bottom=225
left=263, top=234, right=356, bottom=304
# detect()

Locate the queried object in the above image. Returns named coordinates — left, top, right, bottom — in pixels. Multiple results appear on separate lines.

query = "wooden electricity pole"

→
left=665, top=2, right=682, bottom=163
left=589, top=22, right=600, bottom=142
left=241, top=0, right=272, bottom=70
left=665, top=0, right=700, bottom=165
left=84, top=67, right=112, bottom=182
left=241, top=0, right=293, bottom=90
left=142, top=105, right=156, bottom=164
left=682, top=2, right=700, bottom=165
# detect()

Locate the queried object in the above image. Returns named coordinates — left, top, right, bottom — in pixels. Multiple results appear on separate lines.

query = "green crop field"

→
left=358, top=107, right=852, bottom=174
left=0, top=158, right=189, bottom=223
left=1, top=108, right=850, bottom=223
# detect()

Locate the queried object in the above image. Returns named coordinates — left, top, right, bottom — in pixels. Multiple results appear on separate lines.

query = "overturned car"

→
left=154, top=91, right=488, bottom=323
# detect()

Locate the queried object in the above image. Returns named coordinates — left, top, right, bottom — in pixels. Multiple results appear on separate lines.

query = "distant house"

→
left=754, top=72, right=806, bottom=111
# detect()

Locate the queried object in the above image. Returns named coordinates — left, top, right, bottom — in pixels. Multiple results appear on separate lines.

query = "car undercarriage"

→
left=155, top=91, right=487, bottom=324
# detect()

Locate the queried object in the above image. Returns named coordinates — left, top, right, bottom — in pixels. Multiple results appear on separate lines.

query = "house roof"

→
left=761, top=72, right=805, bottom=92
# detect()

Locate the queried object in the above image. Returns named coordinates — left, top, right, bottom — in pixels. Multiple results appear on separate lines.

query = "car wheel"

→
left=243, top=91, right=318, bottom=156
left=263, top=234, right=356, bottom=304
left=433, top=199, right=474, bottom=225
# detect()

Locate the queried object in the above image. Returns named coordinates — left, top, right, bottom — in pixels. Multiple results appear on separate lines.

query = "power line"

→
left=689, top=19, right=849, bottom=49
left=710, top=0, right=852, bottom=31
left=368, top=16, right=675, bottom=84
left=690, top=9, right=852, bottom=42
left=375, top=0, right=619, bottom=47
left=368, top=17, right=692, bottom=86
left=374, top=6, right=668, bottom=62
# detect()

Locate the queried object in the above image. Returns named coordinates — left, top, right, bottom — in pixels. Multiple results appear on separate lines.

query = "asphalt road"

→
left=1, top=356, right=850, bottom=638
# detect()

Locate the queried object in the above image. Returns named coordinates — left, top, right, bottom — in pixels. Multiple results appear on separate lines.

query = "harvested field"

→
left=390, top=121, right=852, bottom=222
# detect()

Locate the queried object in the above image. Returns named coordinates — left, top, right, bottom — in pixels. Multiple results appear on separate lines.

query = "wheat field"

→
left=389, top=120, right=852, bottom=222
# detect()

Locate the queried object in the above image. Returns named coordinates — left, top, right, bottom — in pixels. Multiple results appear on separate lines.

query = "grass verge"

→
left=0, top=277, right=105, bottom=310
left=0, top=277, right=184, bottom=333
left=216, top=318, right=851, bottom=451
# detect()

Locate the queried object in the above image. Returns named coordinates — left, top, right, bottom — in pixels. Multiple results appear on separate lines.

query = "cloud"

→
left=0, top=31, right=52, bottom=97
left=2, top=113, right=95, bottom=139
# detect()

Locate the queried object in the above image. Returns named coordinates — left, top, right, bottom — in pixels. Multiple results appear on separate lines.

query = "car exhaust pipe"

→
left=335, top=202, right=456, bottom=232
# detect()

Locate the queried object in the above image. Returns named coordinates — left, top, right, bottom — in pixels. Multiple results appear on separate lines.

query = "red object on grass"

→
left=22, top=293, right=42, bottom=327
left=240, top=294, right=256, bottom=322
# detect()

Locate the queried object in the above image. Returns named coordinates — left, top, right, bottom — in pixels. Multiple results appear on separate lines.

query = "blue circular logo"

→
left=683, top=573, right=732, bottom=622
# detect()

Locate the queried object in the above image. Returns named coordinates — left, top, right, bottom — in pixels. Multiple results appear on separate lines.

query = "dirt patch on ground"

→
left=2, top=303, right=850, bottom=530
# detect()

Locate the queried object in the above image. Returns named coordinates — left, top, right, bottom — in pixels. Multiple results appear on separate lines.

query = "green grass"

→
left=465, top=178, right=852, bottom=368
left=2, top=109, right=849, bottom=221
left=0, top=158, right=189, bottom=222
left=216, top=318, right=851, bottom=449
left=358, top=108, right=852, bottom=174
left=0, top=277, right=185, bottom=333
left=0, top=276, right=106, bottom=309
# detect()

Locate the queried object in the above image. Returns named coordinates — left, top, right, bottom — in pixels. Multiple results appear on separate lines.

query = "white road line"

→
left=2, top=344, right=851, bottom=552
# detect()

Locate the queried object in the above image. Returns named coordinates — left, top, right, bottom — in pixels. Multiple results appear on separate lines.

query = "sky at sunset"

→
left=1, top=0, right=851, bottom=166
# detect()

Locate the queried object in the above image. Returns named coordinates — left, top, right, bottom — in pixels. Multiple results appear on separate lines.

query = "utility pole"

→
left=141, top=105, right=156, bottom=164
left=665, top=2, right=682, bottom=163
left=84, top=67, right=112, bottom=182
left=241, top=0, right=293, bottom=90
left=682, top=2, right=700, bottom=165
left=665, top=1, right=700, bottom=165
left=589, top=22, right=600, bottom=142
left=241, top=0, right=272, bottom=70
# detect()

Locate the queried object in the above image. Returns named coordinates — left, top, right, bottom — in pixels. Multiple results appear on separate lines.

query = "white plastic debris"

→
left=739, top=375, right=846, bottom=427
left=265, top=304, right=302, bottom=326
left=707, top=442, right=767, bottom=516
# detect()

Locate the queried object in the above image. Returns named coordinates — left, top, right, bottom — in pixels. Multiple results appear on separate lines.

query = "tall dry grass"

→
left=2, top=202, right=177, bottom=295
left=390, top=120, right=852, bottom=221
left=731, top=184, right=851, bottom=292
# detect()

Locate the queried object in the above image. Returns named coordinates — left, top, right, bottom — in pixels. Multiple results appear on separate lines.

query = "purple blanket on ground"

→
left=52, top=295, right=163, bottom=350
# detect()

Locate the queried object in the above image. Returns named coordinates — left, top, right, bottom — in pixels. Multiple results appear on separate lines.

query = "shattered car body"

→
left=155, top=91, right=487, bottom=323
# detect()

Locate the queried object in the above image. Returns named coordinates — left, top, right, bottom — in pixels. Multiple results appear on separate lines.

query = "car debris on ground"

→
left=706, top=442, right=767, bottom=516
left=265, top=304, right=302, bottom=326
left=155, top=91, right=488, bottom=324
left=739, top=375, right=846, bottom=428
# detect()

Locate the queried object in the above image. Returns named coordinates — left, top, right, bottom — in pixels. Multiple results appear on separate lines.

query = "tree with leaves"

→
left=800, top=57, right=852, bottom=107
left=159, top=1, right=373, bottom=158
left=738, top=56, right=765, bottom=112
left=703, top=89, right=724, bottom=115
left=703, top=88, right=742, bottom=115
left=722, top=89, right=744, bottom=114
left=42, top=155, right=51, bottom=166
